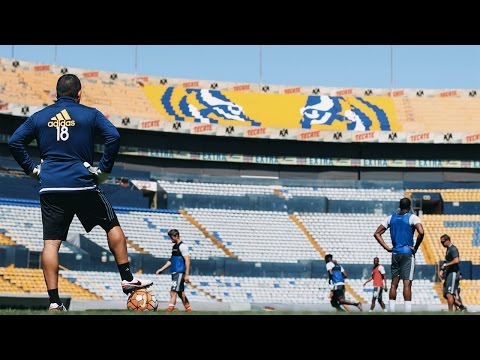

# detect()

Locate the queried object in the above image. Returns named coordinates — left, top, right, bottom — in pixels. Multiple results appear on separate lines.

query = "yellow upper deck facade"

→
left=2, top=57, right=480, bottom=142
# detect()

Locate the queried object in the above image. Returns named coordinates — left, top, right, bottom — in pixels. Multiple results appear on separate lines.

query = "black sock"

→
left=118, top=262, right=134, bottom=282
left=48, top=289, right=62, bottom=305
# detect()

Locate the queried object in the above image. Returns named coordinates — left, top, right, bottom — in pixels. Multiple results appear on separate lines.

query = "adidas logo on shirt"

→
left=48, top=109, right=76, bottom=127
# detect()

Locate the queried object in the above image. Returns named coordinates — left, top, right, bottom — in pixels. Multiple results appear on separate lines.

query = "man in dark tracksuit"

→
left=8, top=74, right=152, bottom=311
left=439, top=234, right=460, bottom=312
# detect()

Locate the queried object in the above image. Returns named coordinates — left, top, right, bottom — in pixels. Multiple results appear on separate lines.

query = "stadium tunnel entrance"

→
left=412, top=192, right=443, bottom=215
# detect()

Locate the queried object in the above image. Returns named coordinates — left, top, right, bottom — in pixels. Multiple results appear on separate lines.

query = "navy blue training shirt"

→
left=8, top=96, right=120, bottom=193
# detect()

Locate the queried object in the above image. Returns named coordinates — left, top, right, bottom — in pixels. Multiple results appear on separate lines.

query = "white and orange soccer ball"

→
left=127, top=288, right=158, bottom=312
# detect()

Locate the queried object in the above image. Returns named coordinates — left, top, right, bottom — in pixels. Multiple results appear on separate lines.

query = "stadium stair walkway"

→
left=0, top=273, right=24, bottom=293
left=126, top=237, right=149, bottom=255
left=188, top=281, right=222, bottom=302
left=179, top=209, right=238, bottom=259
left=433, top=281, right=447, bottom=304
left=0, top=231, right=16, bottom=246
left=344, top=283, right=366, bottom=305
left=410, top=209, right=438, bottom=265
left=0, top=266, right=102, bottom=300
left=419, top=233, right=436, bottom=264
left=289, top=214, right=326, bottom=259
left=291, top=214, right=364, bottom=306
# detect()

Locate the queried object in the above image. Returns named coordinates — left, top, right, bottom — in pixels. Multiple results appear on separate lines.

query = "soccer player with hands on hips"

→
left=9, top=74, right=152, bottom=311
left=374, top=197, right=424, bottom=312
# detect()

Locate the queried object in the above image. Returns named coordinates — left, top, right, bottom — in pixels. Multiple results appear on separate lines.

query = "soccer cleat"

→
left=49, top=303, right=67, bottom=311
left=121, top=277, right=153, bottom=294
left=166, top=306, right=175, bottom=312
left=185, top=304, right=192, bottom=312
left=355, top=302, right=363, bottom=311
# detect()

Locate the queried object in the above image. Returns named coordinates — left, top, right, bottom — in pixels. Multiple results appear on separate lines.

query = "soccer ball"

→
left=127, top=289, right=158, bottom=311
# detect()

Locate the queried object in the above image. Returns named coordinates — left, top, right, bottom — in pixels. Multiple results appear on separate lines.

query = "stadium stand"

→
left=0, top=201, right=228, bottom=260
left=422, top=214, right=480, bottom=264
left=59, top=271, right=351, bottom=305
left=0, top=201, right=73, bottom=253
left=457, top=279, right=480, bottom=305
left=1, top=171, right=479, bottom=309
left=406, top=188, right=480, bottom=202
left=116, top=209, right=227, bottom=259
left=0, top=65, right=158, bottom=120
left=186, top=208, right=322, bottom=263
left=395, top=97, right=480, bottom=132
left=2, top=57, right=480, bottom=311
left=158, top=180, right=404, bottom=201
left=298, top=212, right=427, bottom=265
left=0, top=266, right=100, bottom=299
left=349, top=278, right=442, bottom=305
left=3, top=56, right=480, bottom=135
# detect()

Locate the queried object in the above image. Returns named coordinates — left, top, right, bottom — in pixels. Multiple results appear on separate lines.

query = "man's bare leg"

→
left=107, top=225, right=128, bottom=264
left=42, top=240, right=62, bottom=289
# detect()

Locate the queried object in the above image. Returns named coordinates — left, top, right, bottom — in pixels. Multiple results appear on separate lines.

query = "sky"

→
left=1, top=45, right=480, bottom=90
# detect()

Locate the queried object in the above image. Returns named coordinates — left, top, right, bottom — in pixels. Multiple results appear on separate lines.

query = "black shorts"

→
left=170, top=273, right=186, bottom=292
left=332, top=284, right=345, bottom=299
left=372, top=286, right=384, bottom=301
left=40, top=189, right=120, bottom=241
